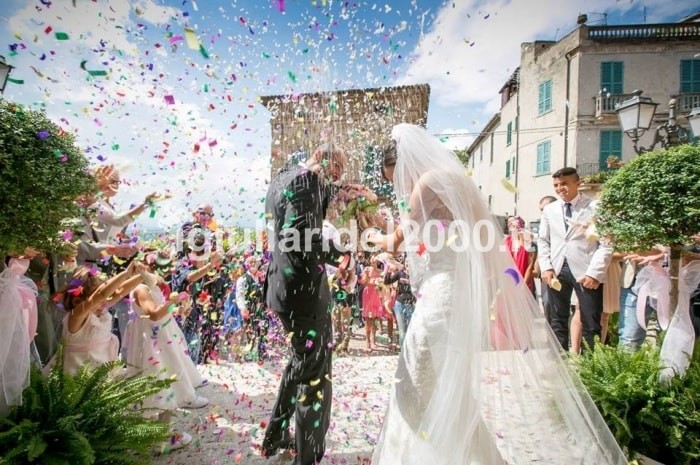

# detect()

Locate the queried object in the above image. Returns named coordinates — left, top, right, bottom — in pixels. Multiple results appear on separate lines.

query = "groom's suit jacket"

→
left=264, top=163, right=347, bottom=315
left=537, top=194, right=612, bottom=283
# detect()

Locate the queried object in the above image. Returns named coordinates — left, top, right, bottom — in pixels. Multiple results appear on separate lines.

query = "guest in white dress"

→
left=124, top=265, right=208, bottom=411
left=47, top=261, right=145, bottom=375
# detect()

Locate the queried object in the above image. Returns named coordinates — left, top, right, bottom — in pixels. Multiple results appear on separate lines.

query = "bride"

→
left=366, top=124, right=627, bottom=465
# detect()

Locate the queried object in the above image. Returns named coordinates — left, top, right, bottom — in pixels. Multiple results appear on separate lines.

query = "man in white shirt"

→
left=537, top=167, right=612, bottom=351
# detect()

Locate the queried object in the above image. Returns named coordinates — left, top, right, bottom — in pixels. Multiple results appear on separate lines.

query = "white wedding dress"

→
left=372, top=124, right=628, bottom=465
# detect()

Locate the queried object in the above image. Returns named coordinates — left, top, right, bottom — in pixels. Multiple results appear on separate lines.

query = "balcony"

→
left=679, top=93, right=700, bottom=113
left=576, top=162, right=605, bottom=178
left=587, top=23, right=700, bottom=42
left=595, top=93, right=636, bottom=119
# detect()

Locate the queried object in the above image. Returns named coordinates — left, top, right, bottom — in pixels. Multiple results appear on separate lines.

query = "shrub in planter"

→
left=575, top=342, right=700, bottom=464
left=0, top=100, right=95, bottom=256
left=0, top=345, right=174, bottom=464
left=597, top=145, right=700, bottom=314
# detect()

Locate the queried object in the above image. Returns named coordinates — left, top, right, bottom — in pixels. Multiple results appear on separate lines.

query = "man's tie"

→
left=564, top=202, right=572, bottom=230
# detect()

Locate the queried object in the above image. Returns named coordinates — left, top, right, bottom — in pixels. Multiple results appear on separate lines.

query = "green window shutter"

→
left=505, top=159, right=511, bottom=178
left=599, top=130, right=622, bottom=169
left=544, top=81, right=552, bottom=112
left=601, top=62, right=624, bottom=94
left=681, top=60, right=700, bottom=93
left=506, top=121, right=512, bottom=145
left=536, top=140, right=551, bottom=175
left=539, top=80, right=552, bottom=114
left=612, top=62, right=623, bottom=94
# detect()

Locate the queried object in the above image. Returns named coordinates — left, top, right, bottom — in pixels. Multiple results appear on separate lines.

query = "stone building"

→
left=260, top=83, right=430, bottom=183
left=467, top=16, right=700, bottom=226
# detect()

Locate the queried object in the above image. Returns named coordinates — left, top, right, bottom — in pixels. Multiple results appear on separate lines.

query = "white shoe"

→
left=154, top=431, right=192, bottom=454
left=183, top=395, right=209, bottom=409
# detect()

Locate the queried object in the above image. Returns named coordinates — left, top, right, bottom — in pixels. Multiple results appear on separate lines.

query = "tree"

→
left=596, top=144, right=700, bottom=314
left=0, top=100, right=95, bottom=256
left=454, top=148, right=470, bottom=167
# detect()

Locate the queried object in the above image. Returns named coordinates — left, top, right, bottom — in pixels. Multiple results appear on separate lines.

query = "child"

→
left=123, top=259, right=210, bottom=453
left=124, top=258, right=209, bottom=410
left=47, top=261, right=144, bottom=375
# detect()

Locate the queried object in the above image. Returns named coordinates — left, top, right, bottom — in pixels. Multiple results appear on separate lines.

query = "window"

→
left=506, top=121, right=513, bottom=146
left=681, top=59, right=700, bottom=93
left=505, top=159, right=511, bottom=179
left=600, top=62, right=624, bottom=94
left=489, top=133, right=494, bottom=165
left=536, top=140, right=551, bottom=176
left=538, top=80, right=552, bottom=115
left=599, top=130, right=622, bottom=170
left=479, top=145, right=483, bottom=162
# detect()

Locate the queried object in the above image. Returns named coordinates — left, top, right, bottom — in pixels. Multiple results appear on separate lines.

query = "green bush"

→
left=0, top=345, right=174, bottom=465
left=0, top=100, right=95, bottom=255
left=596, top=145, right=700, bottom=253
left=575, top=343, right=700, bottom=464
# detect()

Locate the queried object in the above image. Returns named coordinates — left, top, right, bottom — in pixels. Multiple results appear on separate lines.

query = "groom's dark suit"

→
left=262, top=163, right=347, bottom=465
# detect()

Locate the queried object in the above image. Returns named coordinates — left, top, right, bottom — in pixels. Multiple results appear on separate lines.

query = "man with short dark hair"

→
left=537, top=167, right=612, bottom=351
left=261, top=142, right=357, bottom=465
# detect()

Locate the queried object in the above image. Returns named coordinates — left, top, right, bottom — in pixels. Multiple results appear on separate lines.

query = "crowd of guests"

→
left=3, top=162, right=698, bottom=454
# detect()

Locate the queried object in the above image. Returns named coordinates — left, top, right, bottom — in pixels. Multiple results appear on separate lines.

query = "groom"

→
left=261, top=143, right=352, bottom=465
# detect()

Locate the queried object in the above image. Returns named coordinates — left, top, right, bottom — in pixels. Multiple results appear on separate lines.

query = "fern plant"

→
left=575, top=343, right=700, bottom=464
left=0, top=344, right=174, bottom=465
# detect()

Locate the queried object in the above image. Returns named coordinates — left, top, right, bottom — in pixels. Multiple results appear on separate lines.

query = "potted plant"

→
left=606, top=155, right=623, bottom=169
left=575, top=342, right=700, bottom=464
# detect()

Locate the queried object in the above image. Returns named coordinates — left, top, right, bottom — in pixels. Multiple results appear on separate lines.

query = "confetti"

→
left=504, top=268, right=521, bottom=285
left=500, top=178, right=518, bottom=193
left=184, top=27, right=199, bottom=50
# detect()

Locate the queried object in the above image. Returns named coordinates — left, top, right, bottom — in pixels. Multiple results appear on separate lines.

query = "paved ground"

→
left=153, top=332, right=398, bottom=465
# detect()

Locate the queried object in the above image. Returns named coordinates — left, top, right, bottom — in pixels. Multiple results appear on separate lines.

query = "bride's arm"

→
left=371, top=173, right=444, bottom=253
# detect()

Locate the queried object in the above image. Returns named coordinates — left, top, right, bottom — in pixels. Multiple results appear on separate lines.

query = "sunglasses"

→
left=197, top=211, right=214, bottom=217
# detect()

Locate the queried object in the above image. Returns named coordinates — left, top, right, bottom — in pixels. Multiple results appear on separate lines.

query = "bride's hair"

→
left=380, top=139, right=397, bottom=167
left=379, top=139, right=397, bottom=181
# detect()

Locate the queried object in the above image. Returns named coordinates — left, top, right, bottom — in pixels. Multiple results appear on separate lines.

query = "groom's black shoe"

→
left=261, top=436, right=295, bottom=458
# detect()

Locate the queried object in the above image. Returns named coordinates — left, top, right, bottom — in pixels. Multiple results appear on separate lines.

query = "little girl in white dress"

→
left=123, top=269, right=208, bottom=411
left=47, top=261, right=144, bottom=375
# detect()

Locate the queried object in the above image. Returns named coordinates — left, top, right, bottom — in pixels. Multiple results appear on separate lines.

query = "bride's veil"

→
left=374, top=123, right=627, bottom=464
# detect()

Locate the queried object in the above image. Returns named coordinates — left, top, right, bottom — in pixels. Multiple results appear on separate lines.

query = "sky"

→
left=1, top=0, right=697, bottom=232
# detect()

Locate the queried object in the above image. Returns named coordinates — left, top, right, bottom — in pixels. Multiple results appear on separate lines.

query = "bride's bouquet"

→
left=333, top=184, right=385, bottom=232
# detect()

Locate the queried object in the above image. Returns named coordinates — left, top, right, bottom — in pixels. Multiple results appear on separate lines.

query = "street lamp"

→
left=615, top=89, right=693, bottom=154
left=688, top=107, right=700, bottom=141
left=0, top=55, right=14, bottom=95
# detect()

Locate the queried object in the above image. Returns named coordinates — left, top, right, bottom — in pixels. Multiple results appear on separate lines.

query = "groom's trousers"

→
left=263, top=307, right=333, bottom=465
left=548, top=260, right=604, bottom=351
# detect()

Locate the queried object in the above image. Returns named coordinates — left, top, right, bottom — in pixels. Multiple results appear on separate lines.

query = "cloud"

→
left=395, top=0, right=699, bottom=112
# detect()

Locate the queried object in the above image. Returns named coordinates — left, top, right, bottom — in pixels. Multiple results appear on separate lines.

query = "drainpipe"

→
left=513, top=72, right=521, bottom=215
left=564, top=50, right=573, bottom=167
